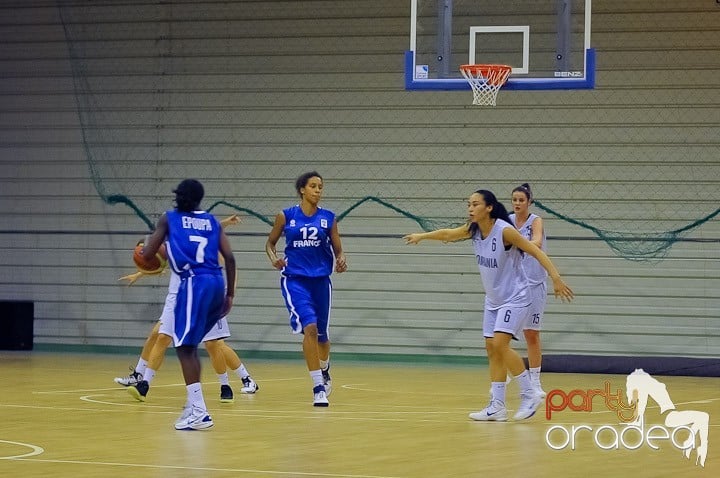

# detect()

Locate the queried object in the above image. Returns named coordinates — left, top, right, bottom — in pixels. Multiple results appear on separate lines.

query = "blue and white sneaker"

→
left=240, top=376, right=259, bottom=394
left=469, top=400, right=508, bottom=422
left=514, top=391, right=543, bottom=420
left=321, top=366, right=332, bottom=396
left=174, top=406, right=214, bottom=430
left=114, top=367, right=143, bottom=386
left=313, top=385, right=329, bottom=407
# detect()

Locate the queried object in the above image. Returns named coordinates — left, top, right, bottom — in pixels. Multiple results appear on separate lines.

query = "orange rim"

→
left=459, top=64, right=512, bottom=85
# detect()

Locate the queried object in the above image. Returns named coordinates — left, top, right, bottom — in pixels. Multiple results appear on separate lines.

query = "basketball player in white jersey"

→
left=404, top=189, right=573, bottom=421
left=509, top=183, right=547, bottom=397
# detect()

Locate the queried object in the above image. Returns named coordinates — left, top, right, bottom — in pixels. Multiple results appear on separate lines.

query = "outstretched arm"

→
left=403, top=224, right=471, bottom=245
left=502, top=227, right=574, bottom=302
left=220, top=214, right=241, bottom=228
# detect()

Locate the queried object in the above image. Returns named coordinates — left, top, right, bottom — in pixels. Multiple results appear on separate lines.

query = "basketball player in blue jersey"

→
left=115, top=215, right=258, bottom=402
left=509, top=183, right=547, bottom=397
left=141, top=179, right=236, bottom=430
left=265, top=171, right=347, bottom=407
left=404, top=189, right=573, bottom=421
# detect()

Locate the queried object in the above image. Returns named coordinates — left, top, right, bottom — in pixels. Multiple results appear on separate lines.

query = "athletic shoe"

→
left=220, top=384, right=234, bottom=403
left=514, top=391, right=543, bottom=420
left=127, top=380, right=149, bottom=402
left=174, top=406, right=214, bottom=430
left=469, top=400, right=508, bottom=421
left=535, top=384, right=547, bottom=399
left=114, top=367, right=143, bottom=387
left=313, top=385, right=329, bottom=407
left=240, top=376, right=259, bottom=394
left=321, top=366, right=332, bottom=396
left=174, top=404, right=192, bottom=428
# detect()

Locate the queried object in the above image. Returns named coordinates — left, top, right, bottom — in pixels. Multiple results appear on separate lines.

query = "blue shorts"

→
left=174, top=272, right=225, bottom=347
left=280, top=275, right=332, bottom=342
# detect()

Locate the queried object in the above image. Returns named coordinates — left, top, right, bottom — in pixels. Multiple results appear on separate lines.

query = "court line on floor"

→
left=34, top=377, right=304, bottom=395
left=0, top=400, right=460, bottom=424
left=341, top=383, right=479, bottom=397
left=0, top=440, right=45, bottom=460
left=7, top=457, right=404, bottom=478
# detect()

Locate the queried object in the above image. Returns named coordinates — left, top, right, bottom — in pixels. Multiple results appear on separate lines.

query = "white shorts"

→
left=158, top=292, right=231, bottom=345
left=524, top=282, right=547, bottom=331
left=483, top=304, right=531, bottom=339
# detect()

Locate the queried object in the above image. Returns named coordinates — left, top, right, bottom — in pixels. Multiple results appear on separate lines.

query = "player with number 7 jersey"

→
left=165, top=212, right=221, bottom=275
left=141, top=179, right=236, bottom=430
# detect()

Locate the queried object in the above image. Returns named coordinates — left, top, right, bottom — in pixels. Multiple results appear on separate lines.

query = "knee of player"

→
left=156, top=333, right=173, bottom=348
left=303, top=323, right=319, bottom=338
left=204, top=339, right=221, bottom=354
left=524, top=330, right=541, bottom=345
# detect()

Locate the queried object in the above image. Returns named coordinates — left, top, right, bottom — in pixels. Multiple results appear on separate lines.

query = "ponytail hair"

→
left=467, top=189, right=512, bottom=237
left=512, top=182, right=533, bottom=203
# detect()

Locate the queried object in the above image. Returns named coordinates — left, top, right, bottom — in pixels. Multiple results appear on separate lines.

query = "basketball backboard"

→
left=406, top=0, right=595, bottom=90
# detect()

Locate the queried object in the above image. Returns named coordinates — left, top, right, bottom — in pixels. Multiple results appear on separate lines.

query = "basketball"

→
left=133, top=243, right=167, bottom=273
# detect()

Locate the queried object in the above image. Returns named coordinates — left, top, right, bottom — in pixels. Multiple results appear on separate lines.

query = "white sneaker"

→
left=174, top=406, right=214, bottom=430
left=313, top=385, right=329, bottom=407
left=174, top=404, right=192, bottom=427
left=114, top=367, right=143, bottom=386
left=469, top=400, right=508, bottom=421
left=534, top=384, right=547, bottom=399
left=514, top=391, right=543, bottom=420
left=240, top=376, right=259, bottom=394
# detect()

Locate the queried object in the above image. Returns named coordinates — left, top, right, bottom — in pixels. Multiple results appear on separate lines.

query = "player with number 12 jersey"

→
left=281, top=205, right=335, bottom=277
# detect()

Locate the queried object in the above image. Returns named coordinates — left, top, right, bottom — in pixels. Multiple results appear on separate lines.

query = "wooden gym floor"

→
left=1, top=351, right=718, bottom=478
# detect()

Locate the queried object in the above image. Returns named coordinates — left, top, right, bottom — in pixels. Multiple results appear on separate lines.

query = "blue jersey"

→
left=165, top=210, right=222, bottom=276
left=282, top=205, right=335, bottom=278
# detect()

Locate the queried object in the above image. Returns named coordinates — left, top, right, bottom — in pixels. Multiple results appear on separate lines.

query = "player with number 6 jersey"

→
left=266, top=171, right=347, bottom=407
left=404, top=189, right=573, bottom=422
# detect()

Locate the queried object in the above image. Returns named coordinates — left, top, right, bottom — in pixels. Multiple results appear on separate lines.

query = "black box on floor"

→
left=0, top=301, right=34, bottom=350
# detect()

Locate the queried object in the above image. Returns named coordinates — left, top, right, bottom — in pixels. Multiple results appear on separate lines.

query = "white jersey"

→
left=509, top=213, right=548, bottom=286
left=160, top=270, right=230, bottom=343
left=471, top=219, right=529, bottom=310
left=168, top=269, right=181, bottom=294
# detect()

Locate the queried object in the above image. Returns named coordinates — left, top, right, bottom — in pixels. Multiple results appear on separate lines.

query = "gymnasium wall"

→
left=0, top=0, right=718, bottom=365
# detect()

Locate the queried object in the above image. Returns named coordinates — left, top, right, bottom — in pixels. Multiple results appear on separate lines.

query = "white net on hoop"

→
left=459, top=64, right=512, bottom=106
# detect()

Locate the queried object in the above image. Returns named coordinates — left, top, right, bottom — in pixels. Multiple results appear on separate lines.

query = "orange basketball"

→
left=133, top=243, right=167, bottom=273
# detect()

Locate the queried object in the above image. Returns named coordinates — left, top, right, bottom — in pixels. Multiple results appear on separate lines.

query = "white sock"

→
left=529, top=367, right=541, bottom=385
left=144, top=368, right=156, bottom=385
left=186, top=382, right=207, bottom=410
left=232, top=364, right=250, bottom=379
left=218, top=372, right=230, bottom=386
left=491, top=382, right=506, bottom=405
left=319, top=358, right=329, bottom=371
left=515, top=370, right=533, bottom=394
left=309, top=370, right=324, bottom=387
left=135, top=358, right=148, bottom=376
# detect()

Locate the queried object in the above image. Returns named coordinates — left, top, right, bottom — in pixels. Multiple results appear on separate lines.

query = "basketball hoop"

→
left=459, top=64, right=512, bottom=106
